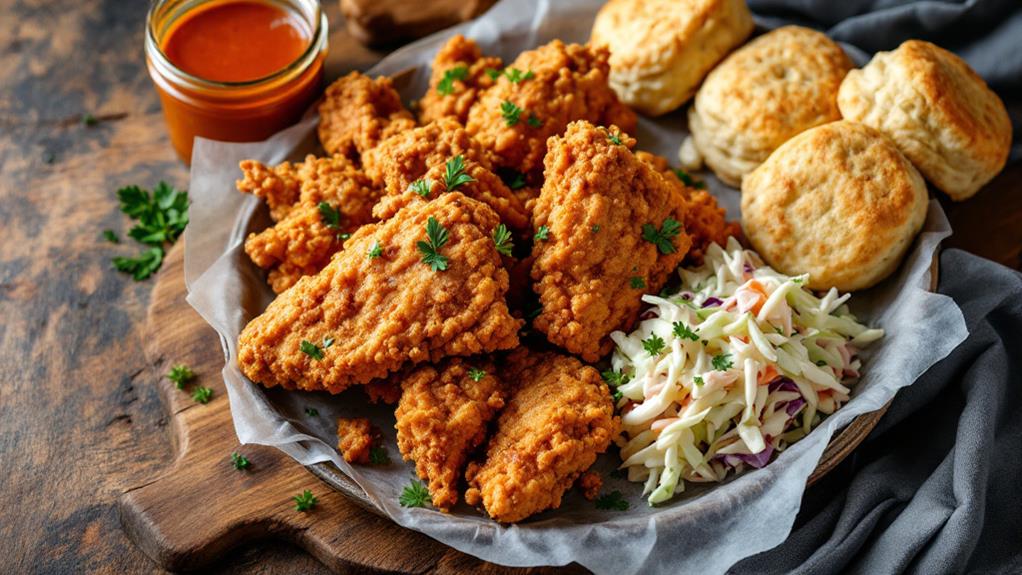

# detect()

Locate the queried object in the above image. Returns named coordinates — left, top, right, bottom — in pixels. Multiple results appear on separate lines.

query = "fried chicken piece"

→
left=237, top=193, right=522, bottom=393
left=636, top=151, right=741, bottom=263
left=243, top=155, right=383, bottom=293
left=237, top=159, right=302, bottom=222
left=372, top=157, right=529, bottom=233
left=531, top=122, right=692, bottom=361
left=361, top=118, right=495, bottom=195
left=395, top=358, right=506, bottom=511
left=365, top=379, right=402, bottom=405
left=337, top=417, right=374, bottom=464
left=465, top=40, right=637, bottom=175
left=418, top=35, right=503, bottom=125
left=577, top=471, right=602, bottom=501
left=318, top=72, right=417, bottom=158
left=464, top=349, right=618, bottom=523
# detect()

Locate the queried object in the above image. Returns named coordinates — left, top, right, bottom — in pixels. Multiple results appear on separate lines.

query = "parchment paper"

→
left=183, top=1, right=969, bottom=572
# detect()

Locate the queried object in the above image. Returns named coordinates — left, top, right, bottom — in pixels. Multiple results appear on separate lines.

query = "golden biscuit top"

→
left=591, top=0, right=726, bottom=73
left=696, top=26, right=853, bottom=147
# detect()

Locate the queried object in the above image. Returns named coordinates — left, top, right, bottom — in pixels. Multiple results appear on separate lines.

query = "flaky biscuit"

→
left=689, top=26, right=853, bottom=187
left=590, top=0, right=753, bottom=116
left=837, top=40, right=1011, bottom=201
left=741, top=121, right=928, bottom=291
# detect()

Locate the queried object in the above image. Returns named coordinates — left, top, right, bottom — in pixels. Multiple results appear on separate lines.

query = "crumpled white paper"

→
left=183, top=1, right=969, bottom=573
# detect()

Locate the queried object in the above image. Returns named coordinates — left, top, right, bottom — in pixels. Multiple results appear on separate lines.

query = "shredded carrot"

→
left=758, top=364, right=778, bottom=385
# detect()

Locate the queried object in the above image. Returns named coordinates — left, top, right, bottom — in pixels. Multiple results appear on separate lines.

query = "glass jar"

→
left=145, top=0, right=328, bottom=163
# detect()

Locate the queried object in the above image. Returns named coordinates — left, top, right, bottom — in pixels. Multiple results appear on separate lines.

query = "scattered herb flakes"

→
left=693, top=376, right=705, bottom=387
left=492, top=224, right=514, bottom=256
left=467, top=367, right=487, bottom=382
left=102, top=229, right=119, bottom=244
left=642, top=333, right=665, bottom=356
left=591, top=224, right=601, bottom=234
left=503, top=170, right=526, bottom=190
left=641, top=217, right=682, bottom=254
left=595, top=490, right=629, bottom=511
left=484, top=67, right=502, bottom=80
left=338, top=232, right=352, bottom=241
left=305, top=407, right=319, bottom=417
left=230, top=451, right=251, bottom=470
left=503, top=67, right=534, bottom=83
left=672, top=321, right=699, bottom=341
left=436, top=65, right=469, bottom=95
left=318, top=201, right=341, bottom=229
left=444, top=155, right=475, bottom=192
left=300, top=340, right=324, bottom=360
left=369, top=446, right=390, bottom=465
left=526, top=114, right=543, bottom=128
left=500, top=100, right=523, bottom=127
left=411, top=178, right=433, bottom=198
left=112, top=247, right=164, bottom=281
left=322, top=337, right=335, bottom=349
left=293, top=490, right=318, bottom=511
left=712, top=353, right=734, bottom=371
left=608, top=132, right=623, bottom=146
left=191, top=386, right=213, bottom=404
left=601, top=369, right=631, bottom=387
left=630, top=276, right=646, bottom=289
left=673, top=168, right=706, bottom=189
left=534, top=225, right=550, bottom=241
left=367, top=241, right=383, bottom=259
left=166, top=364, right=196, bottom=390
left=81, top=112, right=98, bottom=127
left=417, top=216, right=450, bottom=271
left=399, top=479, right=432, bottom=508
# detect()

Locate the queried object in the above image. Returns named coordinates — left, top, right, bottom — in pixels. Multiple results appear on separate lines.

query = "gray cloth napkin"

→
left=731, top=1, right=1022, bottom=572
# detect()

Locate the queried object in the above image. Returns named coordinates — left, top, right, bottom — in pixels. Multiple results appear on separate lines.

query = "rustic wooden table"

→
left=0, top=1, right=1018, bottom=573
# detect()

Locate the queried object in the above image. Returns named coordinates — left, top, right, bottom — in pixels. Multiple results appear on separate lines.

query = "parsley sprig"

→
left=492, top=224, right=514, bottom=256
left=630, top=276, right=646, bottom=289
left=417, top=216, right=449, bottom=271
left=444, top=156, right=475, bottom=192
left=411, top=178, right=432, bottom=198
left=368, top=241, right=383, bottom=259
left=467, top=367, right=487, bottom=382
left=502, top=68, right=534, bottom=83
left=642, top=217, right=682, bottom=254
left=602, top=368, right=629, bottom=402
left=642, top=333, right=665, bottom=356
left=111, top=181, right=188, bottom=280
left=500, top=100, right=523, bottom=127
left=300, top=340, right=324, bottom=360
left=672, top=321, right=699, bottom=341
left=231, top=451, right=251, bottom=470
left=369, top=446, right=390, bottom=465
left=318, top=201, right=341, bottom=229
left=534, top=226, right=550, bottom=241
left=293, top=490, right=318, bottom=511
left=673, top=168, right=707, bottom=190
left=166, top=364, right=195, bottom=389
left=595, top=490, right=629, bottom=511
left=436, top=65, right=469, bottom=95
left=712, top=353, right=734, bottom=371
left=191, top=386, right=213, bottom=404
left=399, top=479, right=432, bottom=508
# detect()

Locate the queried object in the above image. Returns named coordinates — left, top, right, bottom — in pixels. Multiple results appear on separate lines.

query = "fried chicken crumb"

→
left=578, top=471, right=603, bottom=501
left=337, top=417, right=374, bottom=464
left=365, top=379, right=402, bottom=405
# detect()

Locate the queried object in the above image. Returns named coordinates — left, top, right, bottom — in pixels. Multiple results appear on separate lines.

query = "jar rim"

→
left=145, top=0, right=327, bottom=90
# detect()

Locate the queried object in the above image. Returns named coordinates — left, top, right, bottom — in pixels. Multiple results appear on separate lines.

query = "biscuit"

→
left=590, top=0, right=753, bottom=116
left=688, top=26, right=853, bottom=187
left=838, top=40, right=1011, bottom=201
left=741, top=121, right=928, bottom=291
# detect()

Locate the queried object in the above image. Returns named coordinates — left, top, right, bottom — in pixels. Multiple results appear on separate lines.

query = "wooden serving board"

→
left=119, top=239, right=936, bottom=572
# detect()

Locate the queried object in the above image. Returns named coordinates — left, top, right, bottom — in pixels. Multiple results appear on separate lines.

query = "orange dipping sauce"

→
left=146, top=0, right=327, bottom=162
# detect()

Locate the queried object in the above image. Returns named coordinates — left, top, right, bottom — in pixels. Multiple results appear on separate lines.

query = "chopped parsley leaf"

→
left=526, top=114, right=543, bottom=128
left=534, top=225, right=550, bottom=241
left=500, top=100, right=523, bottom=126
left=166, top=364, right=195, bottom=389
left=399, top=479, right=432, bottom=508
left=467, top=367, right=487, bottom=382
left=322, top=337, right=335, bottom=349
left=601, top=369, right=631, bottom=387
left=410, top=178, right=432, bottom=198
left=672, top=321, right=699, bottom=341
left=693, top=376, right=704, bottom=387
left=367, top=241, right=383, bottom=259
left=436, top=65, right=469, bottom=95
left=503, top=170, right=526, bottom=190
left=591, top=224, right=601, bottom=234
left=102, top=229, right=119, bottom=244
left=191, top=386, right=213, bottom=404
left=712, top=353, right=734, bottom=371
left=503, top=68, right=534, bottom=83
left=300, top=340, right=324, bottom=360
left=81, top=112, right=98, bottom=127
left=484, top=67, right=502, bottom=80
left=595, top=490, right=629, bottom=511
left=231, top=451, right=251, bottom=470
left=112, top=247, right=164, bottom=281
left=444, top=155, right=475, bottom=191
left=608, top=132, right=623, bottom=145
left=642, top=333, right=666, bottom=356
left=305, top=407, right=319, bottom=416
left=417, top=216, right=449, bottom=271
left=492, top=224, right=514, bottom=256
left=630, top=276, right=646, bottom=289
left=641, top=217, right=682, bottom=254
left=293, top=490, right=317, bottom=511
left=318, top=201, right=341, bottom=229
left=672, top=168, right=706, bottom=189
left=369, top=446, right=390, bottom=465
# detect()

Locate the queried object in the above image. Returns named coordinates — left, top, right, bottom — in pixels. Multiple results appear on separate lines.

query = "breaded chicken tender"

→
left=237, top=159, right=303, bottom=222
left=372, top=156, right=529, bottom=233
left=318, top=72, right=417, bottom=158
left=242, top=155, right=383, bottom=293
left=337, top=417, right=374, bottom=464
left=464, top=349, right=618, bottom=523
left=237, top=193, right=522, bottom=393
left=465, top=40, right=637, bottom=175
left=636, top=151, right=741, bottom=263
left=418, top=35, right=503, bottom=125
left=395, top=358, right=506, bottom=511
left=361, top=118, right=495, bottom=195
left=530, top=122, right=692, bottom=361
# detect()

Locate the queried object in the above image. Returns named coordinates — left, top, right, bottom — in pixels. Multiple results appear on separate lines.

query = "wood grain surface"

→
left=0, top=0, right=1019, bottom=573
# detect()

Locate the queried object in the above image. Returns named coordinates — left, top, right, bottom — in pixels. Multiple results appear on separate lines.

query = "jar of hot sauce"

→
left=145, top=0, right=328, bottom=163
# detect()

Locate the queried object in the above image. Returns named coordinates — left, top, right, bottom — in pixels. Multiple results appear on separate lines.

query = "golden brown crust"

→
left=236, top=159, right=303, bottom=222
left=837, top=40, right=1012, bottom=200
left=394, top=358, right=506, bottom=511
left=689, top=26, right=853, bottom=185
left=337, top=417, right=374, bottom=464
left=361, top=118, right=495, bottom=195
left=464, top=349, right=618, bottom=522
left=465, top=40, right=637, bottom=175
left=237, top=193, right=523, bottom=393
left=418, top=35, right=503, bottom=125
left=364, top=379, right=402, bottom=405
left=530, top=122, right=691, bottom=361
left=636, top=151, right=741, bottom=263
left=318, top=72, right=417, bottom=158
left=741, top=121, right=929, bottom=291
left=243, top=155, right=383, bottom=293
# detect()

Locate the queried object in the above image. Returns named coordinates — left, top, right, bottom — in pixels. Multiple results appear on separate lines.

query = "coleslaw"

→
left=608, top=237, right=884, bottom=504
